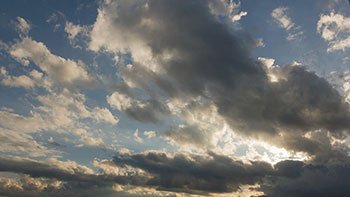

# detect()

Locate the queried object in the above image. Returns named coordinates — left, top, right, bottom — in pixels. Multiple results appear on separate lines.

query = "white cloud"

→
left=231, top=11, right=247, bottom=22
left=209, top=0, right=247, bottom=22
left=88, top=1, right=166, bottom=73
left=64, top=22, right=89, bottom=47
left=15, top=17, right=31, bottom=35
left=0, top=67, right=35, bottom=89
left=144, top=131, right=156, bottom=139
left=107, top=92, right=132, bottom=111
left=133, top=129, right=143, bottom=143
left=271, top=7, right=303, bottom=40
left=72, top=128, right=104, bottom=147
left=64, top=22, right=86, bottom=40
left=9, top=38, right=94, bottom=87
left=258, top=57, right=280, bottom=83
left=92, top=107, right=119, bottom=125
left=317, top=12, right=350, bottom=52
left=0, top=88, right=118, bottom=138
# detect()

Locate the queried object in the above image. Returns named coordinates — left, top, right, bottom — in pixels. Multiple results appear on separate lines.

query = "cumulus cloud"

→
left=90, top=0, right=350, bottom=157
left=2, top=1, right=350, bottom=196
left=92, top=107, right=119, bottom=125
left=317, top=12, right=350, bottom=52
left=10, top=37, right=94, bottom=88
left=0, top=67, right=35, bottom=89
left=271, top=7, right=303, bottom=40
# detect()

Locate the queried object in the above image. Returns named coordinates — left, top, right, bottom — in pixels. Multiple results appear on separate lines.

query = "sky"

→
left=0, top=0, right=350, bottom=196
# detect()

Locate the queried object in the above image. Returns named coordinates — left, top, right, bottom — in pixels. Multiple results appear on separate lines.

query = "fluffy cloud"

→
left=92, top=107, right=119, bottom=125
left=10, top=37, right=94, bottom=87
left=317, top=12, right=350, bottom=52
left=90, top=0, right=350, bottom=157
left=0, top=67, right=35, bottom=89
left=271, top=7, right=303, bottom=40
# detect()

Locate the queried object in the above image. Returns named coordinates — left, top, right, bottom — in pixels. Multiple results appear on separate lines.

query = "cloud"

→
left=144, top=131, right=156, bottom=139
left=0, top=128, right=58, bottom=157
left=261, top=159, right=350, bottom=197
left=92, top=107, right=119, bottom=125
left=0, top=67, right=35, bottom=89
left=64, top=22, right=89, bottom=48
left=164, top=124, right=213, bottom=149
left=231, top=11, right=247, bottom=22
left=317, top=12, right=350, bottom=52
left=133, top=129, right=143, bottom=143
left=107, top=91, right=169, bottom=123
left=113, top=151, right=273, bottom=194
left=255, top=38, right=265, bottom=48
left=0, top=175, right=63, bottom=196
left=271, top=7, right=303, bottom=40
left=9, top=37, right=94, bottom=88
left=0, top=156, right=150, bottom=196
left=1, top=151, right=350, bottom=196
left=15, top=17, right=31, bottom=35
left=209, top=0, right=247, bottom=22
left=72, top=128, right=104, bottom=147
left=64, top=22, right=87, bottom=41
left=89, top=0, right=350, bottom=157
left=111, top=151, right=350, bottom=196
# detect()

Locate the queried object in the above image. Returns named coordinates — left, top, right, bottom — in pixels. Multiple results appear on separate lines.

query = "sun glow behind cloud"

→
left=0, top=0, right=350, bottom=196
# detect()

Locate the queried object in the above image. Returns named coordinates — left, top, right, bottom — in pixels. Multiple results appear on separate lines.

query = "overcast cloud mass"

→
left=0, top=0, right=350, bottom=196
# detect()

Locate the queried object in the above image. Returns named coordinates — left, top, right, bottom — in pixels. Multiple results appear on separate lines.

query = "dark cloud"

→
left=113, top=151, right=274, bottom=194
left=97, top=0, right=350, bottom=145
left=112, top=152, right=350, bottom=196
left=0, top=157, right=147, bottom=188
left=124, top=99, right=170, bottom=123
left=2, top=152, right=350, bottom=196
left=262, top=160, right=350, bottom=197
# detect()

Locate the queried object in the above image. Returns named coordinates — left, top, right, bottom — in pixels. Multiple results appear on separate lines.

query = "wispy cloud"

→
left=272, top=7, right=304, bottom=40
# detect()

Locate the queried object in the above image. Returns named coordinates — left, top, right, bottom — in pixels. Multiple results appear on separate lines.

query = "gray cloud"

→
left=262, top=160, right=350, bottom=197
left=2, top=151, right=350, bottom=196
left=0, top=157, right=147, bottom=188
left=91, top=0, right=350, bottom=149
left=112, top=151, right=350, bottom=196
left=113, top=151, right=274, bottom=194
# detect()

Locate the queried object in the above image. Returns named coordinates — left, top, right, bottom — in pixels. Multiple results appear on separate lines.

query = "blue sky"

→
left=0, top=0, right=350, bottom=196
